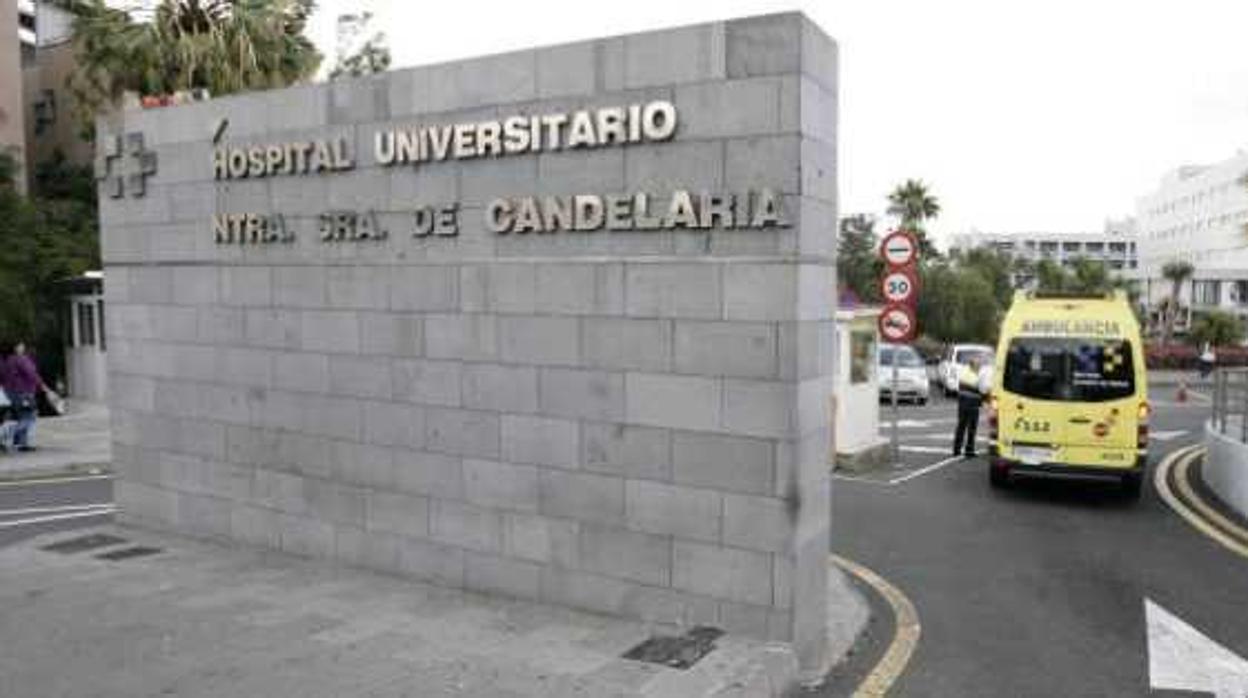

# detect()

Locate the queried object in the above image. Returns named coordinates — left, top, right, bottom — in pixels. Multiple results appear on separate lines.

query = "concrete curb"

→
left=1202, top=420, right=1248, bottom=522
left=648, top=559, right=869, bottom=696
left=0, top=461, right=111, bottom=483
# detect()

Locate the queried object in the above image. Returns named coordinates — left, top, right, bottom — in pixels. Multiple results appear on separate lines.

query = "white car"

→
left=938, top=343, right=995, bottom=397
left=878, top=344, right=930, bottom=405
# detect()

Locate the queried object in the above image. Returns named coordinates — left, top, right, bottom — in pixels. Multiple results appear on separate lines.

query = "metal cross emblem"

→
left=95, top=132, right=158, bottom=198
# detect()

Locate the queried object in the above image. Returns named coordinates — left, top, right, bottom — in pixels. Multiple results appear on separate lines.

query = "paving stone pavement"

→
left=0, top=525, right=802, bottom=697
left=0, top=401, right=111, bottom=477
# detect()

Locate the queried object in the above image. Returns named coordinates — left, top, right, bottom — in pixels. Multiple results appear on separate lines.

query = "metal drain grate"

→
left=622, top=626, right=724, bottom=670
left=96, top=546, right=163, bottom=561
left=40, top=533, right=127, bottom=554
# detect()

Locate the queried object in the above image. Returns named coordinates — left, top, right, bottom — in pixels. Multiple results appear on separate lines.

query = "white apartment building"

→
left=950, top=224, right=1139, bottom=288
left=1135, top=149, right=1248, bottom=322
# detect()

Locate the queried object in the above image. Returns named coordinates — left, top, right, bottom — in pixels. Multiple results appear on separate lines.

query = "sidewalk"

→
left=0, top=400, right=111, bottom=479
left=0, top=525, right=822, bottom=698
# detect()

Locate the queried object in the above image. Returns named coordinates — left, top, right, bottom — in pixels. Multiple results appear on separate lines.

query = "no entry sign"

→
left=879, top=304, right=916, bottom=343
left=881, top=269, right=918, bottom=304
left=880, top=230, right=918, bottom=267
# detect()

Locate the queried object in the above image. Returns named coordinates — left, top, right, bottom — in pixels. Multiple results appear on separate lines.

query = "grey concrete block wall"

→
left=103, top=11, right=839, bottom=674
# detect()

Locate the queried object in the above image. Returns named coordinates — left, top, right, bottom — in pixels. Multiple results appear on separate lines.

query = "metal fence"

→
left=1211, top=368, right=1248, bottom=443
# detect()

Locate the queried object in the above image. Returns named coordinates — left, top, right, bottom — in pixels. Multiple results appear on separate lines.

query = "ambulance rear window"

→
left=1003, top=338, right=1134, bottom=402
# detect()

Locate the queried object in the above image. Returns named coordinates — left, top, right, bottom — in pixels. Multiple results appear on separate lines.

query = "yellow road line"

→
left=1154, top=445, right=1248, bottom=560
left=1173, top=450, right=1248, bottom=552
left=832, top=554, right=921, bottom=697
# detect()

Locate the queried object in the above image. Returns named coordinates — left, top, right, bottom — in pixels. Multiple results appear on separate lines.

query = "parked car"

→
left=938, top=343, right=995, bottom=396
left=879, top=344, right=930, bottom=404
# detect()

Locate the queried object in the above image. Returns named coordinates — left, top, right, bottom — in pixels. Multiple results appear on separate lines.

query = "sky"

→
left=305, top=0, right=1248, bottom=248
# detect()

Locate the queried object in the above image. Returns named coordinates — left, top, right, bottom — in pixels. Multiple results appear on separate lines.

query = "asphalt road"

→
left=0, top=475, right=113, bottom=548
left=1, top=387, right=1241, bottom=696
left=833, top=389, right=1248, bottom=696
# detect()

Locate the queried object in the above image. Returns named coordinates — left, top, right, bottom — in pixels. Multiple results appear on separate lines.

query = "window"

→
left=1233, top=281, right=1248, bottom=307
left=879, top=345, right=924, bottom=368
left=1004, top=338, right=1135, bottom=402
left=955, top=349, right=994, bottom=367
left=77, top=302, right=95, bottom=347
left=64, top=302, right=75, bottom=348
left=98, top=299, right=106, bottom=351
left=849, top=330, right=875, bottom=384
left=1194, top=281, right=1221, bottom=306
left=1062, top=242, right=1081, bottom=253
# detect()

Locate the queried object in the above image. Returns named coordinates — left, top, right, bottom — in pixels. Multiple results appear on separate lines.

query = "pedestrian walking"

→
left=0, top=384, right=12, bottom=452
left=1198, top=343, right=1216, bottom=379
left=952, top=356, right=990, bottom=458
left=2, top=341, right=48, bottom=452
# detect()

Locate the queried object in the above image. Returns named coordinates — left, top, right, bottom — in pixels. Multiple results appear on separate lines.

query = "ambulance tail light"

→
left=1137, top=401, right=1149, bottom=448
left=988, top=397, right=999, bottom=441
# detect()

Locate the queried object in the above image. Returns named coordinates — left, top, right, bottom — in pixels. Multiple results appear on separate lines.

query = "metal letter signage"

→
left=200, top=99, right=800, bottom=247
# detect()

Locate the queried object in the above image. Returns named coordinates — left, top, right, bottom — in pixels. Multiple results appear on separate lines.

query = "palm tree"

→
left=1160, top=259, right=1195, bottom=345
left=887, top=179, right=941, bottom=257
left=60, top=0, right=321, bottom=120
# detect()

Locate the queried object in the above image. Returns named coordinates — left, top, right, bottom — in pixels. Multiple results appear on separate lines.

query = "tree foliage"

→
left=329, top=12, right=391, bottom=80
left=0, top=152, right=100, bottom=382
left=886, top=178, right=941, bottom=258
left=58, top=0, right=322, bottom=125
left=1160, top=259, right=1195, bottom=345
left=915, top=261, right=1000, bottom=344
left=1190, top=310, right=1244, bottom=348
left=837, top=214, right=882, bottom=304
left=950, top=247, right=1013, bottom=308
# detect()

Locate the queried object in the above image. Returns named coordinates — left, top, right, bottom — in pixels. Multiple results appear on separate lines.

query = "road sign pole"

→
left=878, top=229, right=921, bottom=470
left=891, top=347, right=900, bottom=464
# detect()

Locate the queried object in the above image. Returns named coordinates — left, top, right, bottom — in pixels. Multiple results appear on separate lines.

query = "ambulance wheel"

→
left=1121, top=472, right=1143, bottom=501
left=989, top=464, right=1010, bottom=489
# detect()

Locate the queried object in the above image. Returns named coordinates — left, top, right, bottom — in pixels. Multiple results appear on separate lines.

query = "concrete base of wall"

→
left=819, top=562, right=869, bottom=682
left=1203, top=419, right=1248, bottom=520
left=835, top=438, right=891, bottom=473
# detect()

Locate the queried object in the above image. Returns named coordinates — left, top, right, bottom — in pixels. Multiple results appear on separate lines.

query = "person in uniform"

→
left=953, top=356, right=990, bottom=458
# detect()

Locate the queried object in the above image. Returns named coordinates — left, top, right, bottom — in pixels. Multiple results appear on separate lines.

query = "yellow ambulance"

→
left=989, top=290, right=1149, bottom=498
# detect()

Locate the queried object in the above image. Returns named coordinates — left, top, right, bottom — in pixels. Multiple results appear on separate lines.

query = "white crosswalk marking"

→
left=899, top=445, right=951, bottom=454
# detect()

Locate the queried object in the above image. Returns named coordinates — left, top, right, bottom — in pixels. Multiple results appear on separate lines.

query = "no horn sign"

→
left=879, top=304, right=916, bottom=343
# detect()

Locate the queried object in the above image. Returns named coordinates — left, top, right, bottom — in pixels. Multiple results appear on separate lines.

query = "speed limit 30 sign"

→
left=881, top=269, right=918, bottom=304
